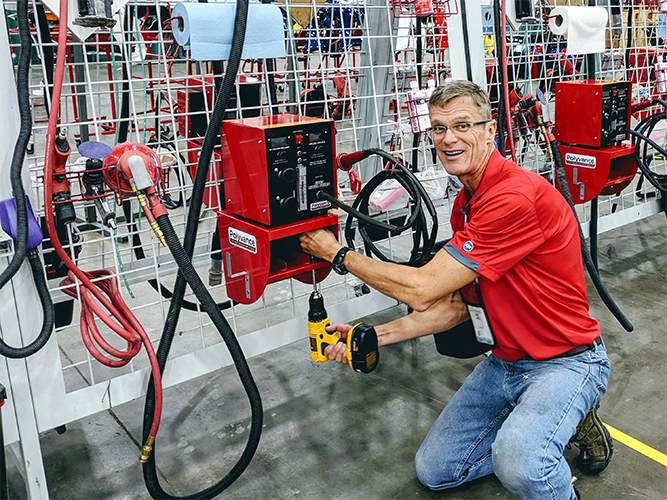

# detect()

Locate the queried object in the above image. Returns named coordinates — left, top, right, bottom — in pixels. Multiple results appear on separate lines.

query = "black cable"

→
left=493, top=0, right=506, bottom=156
left=0, top=0, right=55, bottom=358
left=625, top=3, right=633, bottom=72
left=551, top=140, right=633, bottom=332
left=0, top=384, right=6, bottom=500
left=413, top=17, right=423, bottom=172
left=626, top=128, right=667, bottom=192
left=117, top=8, right=134, bottom=143
left=321, top=149, right=438, bottom=267
left=0, top=0, right=32, bottom=292
left=262, top=0, right=279, bottom=115
left=459, top=0, right=473, bottom=81
left=147, top=214, right=262, bottom=499
left=35, top=3, right=54, bottom=116
left=142, top=0, right=258, bottom=497
left=590, top=196, right=598, bottom=270
left=122, top=200, right=232, bottom=312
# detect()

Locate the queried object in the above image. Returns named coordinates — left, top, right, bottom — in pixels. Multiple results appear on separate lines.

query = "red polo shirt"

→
left=445, top=149, right=600, bottom=361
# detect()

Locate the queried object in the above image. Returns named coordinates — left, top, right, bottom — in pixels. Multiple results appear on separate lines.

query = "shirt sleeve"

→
left=445, top=191, right=545, bottom=281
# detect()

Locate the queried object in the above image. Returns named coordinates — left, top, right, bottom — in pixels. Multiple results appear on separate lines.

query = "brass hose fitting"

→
left=139, top=435, right=155, bottom=463
left=137, top=193, right=167, bottom=246
left=149, top=221, right=167, bottom=246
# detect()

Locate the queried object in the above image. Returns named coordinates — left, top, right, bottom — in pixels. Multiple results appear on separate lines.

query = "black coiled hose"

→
left=0, top=0, right=54, bottom=358
left=142, top=0, right=261, bottom=497
left=551, top=140, right=634, bottom=332
left=625, top=100, right=667, bottom=193
left=317, top=149, right=438, bottom=267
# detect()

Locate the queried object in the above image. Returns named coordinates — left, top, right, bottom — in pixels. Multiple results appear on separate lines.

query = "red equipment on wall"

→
left=216, top=114, right=338, bottom=304
left=554, top=80, right=637, bottom=203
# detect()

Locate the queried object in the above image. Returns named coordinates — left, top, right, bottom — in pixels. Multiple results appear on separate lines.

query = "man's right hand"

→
left=324, top=322, right=352, bottom=364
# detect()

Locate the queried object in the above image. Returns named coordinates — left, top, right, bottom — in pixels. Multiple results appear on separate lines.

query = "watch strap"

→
left=332, top=246, right=352, bottom=275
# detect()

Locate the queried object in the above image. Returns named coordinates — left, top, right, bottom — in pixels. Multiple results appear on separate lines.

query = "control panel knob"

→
left=277, top=167, right=297, bottom=184
left=279, top=195, right=298, bottom=211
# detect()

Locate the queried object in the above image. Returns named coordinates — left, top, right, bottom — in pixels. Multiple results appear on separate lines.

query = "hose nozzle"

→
left=139, top=435, right=155, bottom=463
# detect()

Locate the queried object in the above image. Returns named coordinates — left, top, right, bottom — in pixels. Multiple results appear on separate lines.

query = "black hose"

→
left=0, top=384, right=6, bottom=500
left=590, top=196, right=598, bottom=270
left=0, top=250, right=54, bottom=359
left=117, top=8, right=134, bottom=143
left=142, top=0, right=258, bottom=497
left=143, top=215, right=262, bottom=499
left=459, top=0, right=473, bottom=81
left=0, top=0, right=55, bottom=359
left=262, top=0, right=279, bottom=115
left=625, top=3, right=633, bottom=72
left=626, top=128, right=667, bottom=192
left=35, top=3, right=54, bottom=116
left=123, top=198, right=231, bottom=312
left=321, top=149, right=438, bottom=267
left=493, top=0, right=506, bottom=156
left=551, top=140, right=633, bottom=332
left=412, top=17, right=423, bottom=172
left=0, top=0, right=32, bottom=292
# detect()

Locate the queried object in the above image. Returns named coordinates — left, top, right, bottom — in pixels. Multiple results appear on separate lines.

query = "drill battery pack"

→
left=346, top=323, right=379, bottom=374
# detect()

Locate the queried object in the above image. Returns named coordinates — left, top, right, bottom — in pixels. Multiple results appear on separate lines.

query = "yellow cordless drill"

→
left=308, top=290, right=379, bottom=373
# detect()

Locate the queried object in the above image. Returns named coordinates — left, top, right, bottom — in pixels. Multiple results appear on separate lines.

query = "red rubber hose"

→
left=42, top=0, right=162, bottom=439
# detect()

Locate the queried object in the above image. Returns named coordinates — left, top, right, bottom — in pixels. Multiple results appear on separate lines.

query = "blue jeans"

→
left=414, top=343, right=610, bottom=500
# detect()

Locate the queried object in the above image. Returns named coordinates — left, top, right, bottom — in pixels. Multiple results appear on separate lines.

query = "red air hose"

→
left=42, top=0, right=163, bottom=447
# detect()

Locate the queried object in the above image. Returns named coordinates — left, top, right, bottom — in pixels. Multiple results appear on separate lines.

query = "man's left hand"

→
left=299, top=229, right=342, bottom=262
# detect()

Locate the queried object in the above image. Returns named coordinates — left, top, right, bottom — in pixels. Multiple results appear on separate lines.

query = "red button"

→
left=295, top=134, right=303, bottom=144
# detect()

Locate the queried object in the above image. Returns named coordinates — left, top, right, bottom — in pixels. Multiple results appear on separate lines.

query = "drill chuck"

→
left=308, top=291, right=327, bottom=322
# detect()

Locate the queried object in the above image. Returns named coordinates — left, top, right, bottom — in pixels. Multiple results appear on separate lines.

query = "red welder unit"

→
left=216, top=114, right=338, bottom=304
left=554, top=80, right=631, bottom=148
left=554, top=80, right=637, bottom=203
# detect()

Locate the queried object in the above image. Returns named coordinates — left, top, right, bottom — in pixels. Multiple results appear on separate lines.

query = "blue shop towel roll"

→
left=171, top=2, right=286, bottom=61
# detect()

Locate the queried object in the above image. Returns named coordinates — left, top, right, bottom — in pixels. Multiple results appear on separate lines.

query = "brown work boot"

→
left=571, top=404, right=613, bottom=475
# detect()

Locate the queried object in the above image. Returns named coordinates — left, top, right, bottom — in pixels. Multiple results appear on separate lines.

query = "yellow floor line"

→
left=603, top=422, right=667, bottom=467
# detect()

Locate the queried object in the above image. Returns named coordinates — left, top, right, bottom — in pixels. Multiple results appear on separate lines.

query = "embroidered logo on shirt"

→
left=463, top=240, right=474, bottom=252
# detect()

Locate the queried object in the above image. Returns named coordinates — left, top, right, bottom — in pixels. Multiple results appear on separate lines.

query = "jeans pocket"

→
left=594, top=355, right=611, bottom=395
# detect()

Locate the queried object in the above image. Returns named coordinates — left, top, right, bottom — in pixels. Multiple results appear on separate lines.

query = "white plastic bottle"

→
left=426, top=78, right=436, bottom=98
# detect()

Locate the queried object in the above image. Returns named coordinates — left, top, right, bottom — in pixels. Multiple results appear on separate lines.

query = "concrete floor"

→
left=5, top=212, right=667, bottom=499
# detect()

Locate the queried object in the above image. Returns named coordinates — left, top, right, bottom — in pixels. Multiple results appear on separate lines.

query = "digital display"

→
left=309, top=132, right=323, bottom=142
left=271, top=136, right=288, bottom=147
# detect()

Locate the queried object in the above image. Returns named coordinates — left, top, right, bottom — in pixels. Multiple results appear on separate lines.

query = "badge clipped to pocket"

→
left=432, top=281, right=496, bottom=358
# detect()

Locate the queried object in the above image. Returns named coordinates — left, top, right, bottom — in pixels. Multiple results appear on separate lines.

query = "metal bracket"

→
left=225, top=252, right=251, bottom=299
left=572, top=167, right=586, bottom=201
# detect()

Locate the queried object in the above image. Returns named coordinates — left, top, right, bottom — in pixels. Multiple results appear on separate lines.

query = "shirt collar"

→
left=469, top=148, right=507, bottom=204
left=451, top=148, right=508, bottom=220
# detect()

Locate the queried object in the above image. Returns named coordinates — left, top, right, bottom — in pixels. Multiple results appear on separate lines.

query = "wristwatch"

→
left=332, top=246, right=352, bottom=275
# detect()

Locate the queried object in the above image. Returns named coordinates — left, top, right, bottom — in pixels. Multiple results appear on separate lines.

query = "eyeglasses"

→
left=428, top=120, right=491, bottom=139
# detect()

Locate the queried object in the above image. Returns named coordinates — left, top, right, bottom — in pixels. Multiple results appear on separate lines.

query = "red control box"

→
left=220, top=114, right=337, bottom=227
left=554, top=80, right=632, bottom=148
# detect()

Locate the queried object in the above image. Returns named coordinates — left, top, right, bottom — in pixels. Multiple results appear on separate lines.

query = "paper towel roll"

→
left=172, top=2, right=286, bottom=62
left=549, top=6, right=609, bottom=55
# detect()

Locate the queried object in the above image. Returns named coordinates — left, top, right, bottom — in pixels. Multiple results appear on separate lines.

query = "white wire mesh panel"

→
left=1, top=0, right=663, bottom=416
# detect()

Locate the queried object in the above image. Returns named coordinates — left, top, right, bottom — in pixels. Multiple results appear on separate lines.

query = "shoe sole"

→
left=578, top=408, right=613, bottom=475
